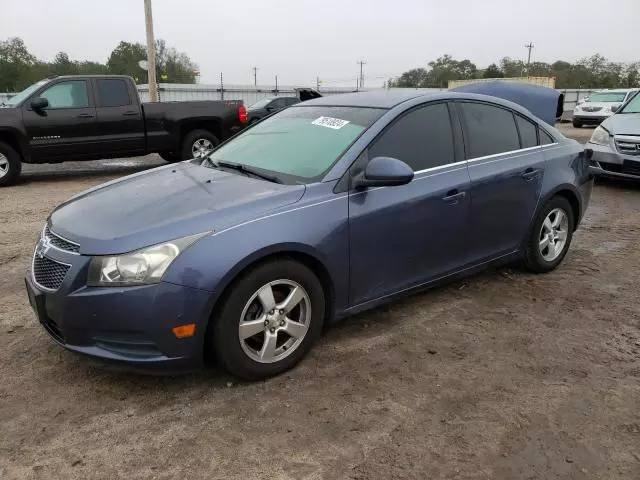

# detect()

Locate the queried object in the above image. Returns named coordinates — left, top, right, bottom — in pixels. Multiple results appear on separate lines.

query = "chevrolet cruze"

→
left=25, top=90, right=593, bottom=380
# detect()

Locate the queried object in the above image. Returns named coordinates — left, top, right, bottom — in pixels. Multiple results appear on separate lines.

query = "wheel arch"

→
left=202, top=244, right=336, bottom=360
left=539, top=184, right=582, bottom=231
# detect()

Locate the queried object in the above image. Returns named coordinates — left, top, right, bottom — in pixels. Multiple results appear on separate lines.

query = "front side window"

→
left=40, top=81, right=89, bottom=109
left=368, top=103, right=455, bottom=171
left=459, top=102, right=520, bottom=158
left=205, top=106, right=384, bottom=183
left=97, top=79, right=131, bottom=107
left=515, top=115, right=538, bottom=148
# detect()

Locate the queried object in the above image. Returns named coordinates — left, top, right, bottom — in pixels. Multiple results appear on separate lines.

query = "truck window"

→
left=40, top=81, right=89, bottom=109
left=97, top=79, right=131, bottom=107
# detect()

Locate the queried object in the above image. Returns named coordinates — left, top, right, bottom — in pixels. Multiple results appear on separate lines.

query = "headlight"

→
left=589, top=126, right=611, bottom=146
left=87, top=232, right=209, bottom=287
left=574, top=105, right=581, bottom=112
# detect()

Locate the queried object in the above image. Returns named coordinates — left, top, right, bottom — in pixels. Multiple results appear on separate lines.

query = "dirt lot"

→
left=1, top=129, right=639, bottom=479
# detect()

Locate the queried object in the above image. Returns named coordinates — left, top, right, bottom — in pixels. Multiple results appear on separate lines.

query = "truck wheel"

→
left=181, top=130, right=220, bottom=160
left=159, top=152, right=181, bottom=163
left=0, top=141, right=22, bottom=187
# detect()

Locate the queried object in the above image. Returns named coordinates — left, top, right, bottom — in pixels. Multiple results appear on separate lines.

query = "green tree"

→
left=106, top=41, right=148, bottom=81
left=51, top=52, right=79, bottom=76
left=389, top=68, right=429, bottom=88
left=0, top=37, right=37, bottom=91
left=426, top=55, right=477, bottom=87
left=483, top=63, right=503, bottom=78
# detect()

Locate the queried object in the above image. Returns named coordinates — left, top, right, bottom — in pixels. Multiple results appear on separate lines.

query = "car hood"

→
left=576, top=102, right=619, bottom=109
left=601, top=113, right=640, bottom=135
left=50, top=161, right=305, bottom=255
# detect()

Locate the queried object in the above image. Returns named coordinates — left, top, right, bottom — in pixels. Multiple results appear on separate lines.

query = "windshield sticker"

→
left=311, top=116, right=350, bottom=129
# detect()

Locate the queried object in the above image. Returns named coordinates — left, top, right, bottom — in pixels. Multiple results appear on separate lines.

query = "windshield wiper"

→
left=206, top=158, right=282, bottom=184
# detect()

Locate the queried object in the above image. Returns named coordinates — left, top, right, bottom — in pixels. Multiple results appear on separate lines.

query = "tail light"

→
left=238, top=104, right=248, bottom=124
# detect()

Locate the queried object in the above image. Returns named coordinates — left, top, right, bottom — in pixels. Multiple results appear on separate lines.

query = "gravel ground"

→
left=1, top=130, right=639, bottom=479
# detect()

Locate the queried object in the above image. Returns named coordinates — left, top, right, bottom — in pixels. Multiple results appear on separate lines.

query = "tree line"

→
left=387, top=54, right=640, bottom=89
left=0, top=37, right=198, bottom=92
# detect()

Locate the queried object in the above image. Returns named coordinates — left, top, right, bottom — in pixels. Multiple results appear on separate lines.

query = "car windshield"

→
left=203, top=106, right=384, bottom=184
left=619, top=93, right=640, bottom=114
left=587, top=92, right=627, bottom=103
left=4, top=80, right=50, bottom=106
left=248, top=98, right=274, bottom=109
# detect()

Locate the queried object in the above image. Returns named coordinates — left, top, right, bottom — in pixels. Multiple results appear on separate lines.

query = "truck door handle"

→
left=76, top=113, right=94, bottom=119
left=122, top=111, right=139, bottom=116
left=521, top=168, right=541, bottom=182
left=442, top=190, right=466, bottom=205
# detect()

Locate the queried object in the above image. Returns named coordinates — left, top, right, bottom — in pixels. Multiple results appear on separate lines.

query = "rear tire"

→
left=212, top=259, right=325, bottom=380
left=572, top=120, right=583, bottom=128
left=0, top=141, right=22, bottom=187
left=180, top=130, right=220, bottom=160
left=524, top=196, right=575, bottom=273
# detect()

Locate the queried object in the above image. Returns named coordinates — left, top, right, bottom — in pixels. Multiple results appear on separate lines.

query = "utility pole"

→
left=252, top=67, right=258, bottom=87
left=220, top=72, right=224, bottom=100
left=316, top=76, right=320, bottom=90
left=357, top=60, right=366, bottom=89
left=275, top=75, right=278, bottom=93
left=143, top=0, right=158, bottom=102
left=525, top=42, right=534, bottom=66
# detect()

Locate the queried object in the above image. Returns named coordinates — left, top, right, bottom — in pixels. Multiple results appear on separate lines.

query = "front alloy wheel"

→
left=238, top=280, right=311, bottom=363
left=212, top=259, right=325, bottom=380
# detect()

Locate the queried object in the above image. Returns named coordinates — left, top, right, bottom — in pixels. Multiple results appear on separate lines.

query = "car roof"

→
left=301, top=90, right=436, bottom=108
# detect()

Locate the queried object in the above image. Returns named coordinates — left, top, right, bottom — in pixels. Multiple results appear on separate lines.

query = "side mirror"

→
left=610, top=105, right=619, bottom=113
left=30, top=97, right=49, bottom=110
left=354, top=156, right=414, bottom=188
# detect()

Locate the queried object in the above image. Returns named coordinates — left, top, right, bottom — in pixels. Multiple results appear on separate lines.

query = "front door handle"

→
left=521, top=168, right=541, bottom=182
left=123, top=111, right=139, bottom=116
left=76, top=113, right=94, bottom=119
left=442, top=190, right=466, bottom=205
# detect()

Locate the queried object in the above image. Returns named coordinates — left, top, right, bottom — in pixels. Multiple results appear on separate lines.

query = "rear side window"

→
left=459, top=102, right=520, bottom=158
left=515, top=115, right=538, bottom=148
left=540, top=130, right=555, bottom=145
left=96, top=79, right=131, bottom=107
left=369, top=103, right=455, bottom=172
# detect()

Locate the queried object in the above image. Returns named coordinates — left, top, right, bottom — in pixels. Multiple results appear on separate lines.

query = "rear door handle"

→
left=442, top=190, right=466, bottom=205
left=76, top=113, right=94, bottom=119
left=521, top=168, right=541, bottom=182
left=123, top=111, right=139, bottom=116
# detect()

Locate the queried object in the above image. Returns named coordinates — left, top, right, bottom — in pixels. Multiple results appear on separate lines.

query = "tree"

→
left=51, top=52, right=79, bottom=76
left=483, top=63, right=503, bottom=78
left=106, top=41, right=148, bottom=82
left=0, top=37, right=37, bottom=91
left=425, top=55, right=477, bottom=87
left=389, top=68, right=429, bottom=88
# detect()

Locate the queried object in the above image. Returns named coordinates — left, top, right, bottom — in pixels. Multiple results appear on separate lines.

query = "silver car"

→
left=573, top=89, right=639, bottom=128
left=588, top=92, right=640, bottom=179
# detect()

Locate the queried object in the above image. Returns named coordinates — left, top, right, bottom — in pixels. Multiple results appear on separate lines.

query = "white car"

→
left=573, top=89, right=639, bottom=128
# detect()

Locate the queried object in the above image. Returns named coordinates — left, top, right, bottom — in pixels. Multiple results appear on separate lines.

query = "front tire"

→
left=572, top=120, right=583, bottom=128
left=180, top=129, right=220, bottom=160
left=524, top=196, right=575, bottom=273
left=0, top=141, right=22, bottom=187
left=212, top=259, right=325, bottom=380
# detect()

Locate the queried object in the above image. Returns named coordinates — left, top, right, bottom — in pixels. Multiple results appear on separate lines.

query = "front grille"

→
left=615, top=138, right=640, bottom=157
left=44, top=225, right=80, bottom=253
left=622, top=161, right=640, bottom=176
left=33, top=255, right=70, bottom=290
left=598, top=162, right=622, bottom=173
left=582, top=106, right=603, bottom=112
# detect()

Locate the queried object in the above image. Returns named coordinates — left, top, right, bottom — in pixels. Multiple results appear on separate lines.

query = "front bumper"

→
left=588, top=142, right=640, bottom=180
left=573, top=114, right=608, bottom=125
left=25, top=257, right=214, bottom=373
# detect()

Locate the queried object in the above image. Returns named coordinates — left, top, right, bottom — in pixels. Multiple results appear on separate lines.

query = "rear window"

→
left=206, top=106, right=384, bottom=183
left=515, top=115, right=538, bottom=148
left=97, top=79, right=131, bottom=107
left=459, top=102, right=520, bottom=158
left=540, top=130, right=555, bottom=145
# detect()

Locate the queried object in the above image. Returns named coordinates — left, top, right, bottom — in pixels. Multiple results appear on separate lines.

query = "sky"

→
left=1, top=0, right=638, bottom=87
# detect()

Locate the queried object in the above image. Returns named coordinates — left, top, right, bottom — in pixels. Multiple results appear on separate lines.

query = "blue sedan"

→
left=25, top=90, right=593, bottom=380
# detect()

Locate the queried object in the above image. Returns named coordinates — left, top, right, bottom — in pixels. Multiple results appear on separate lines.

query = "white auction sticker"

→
left=311, top=116, right=350, bottom=129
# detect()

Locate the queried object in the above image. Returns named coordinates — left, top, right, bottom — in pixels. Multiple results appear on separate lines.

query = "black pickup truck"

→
left=0, top=75, right=247, bottom=186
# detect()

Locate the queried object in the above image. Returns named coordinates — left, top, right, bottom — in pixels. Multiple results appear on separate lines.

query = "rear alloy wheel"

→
left=180, top=129, right=220, bottom=160
left=212, top=260, right=325, bottom=380
left=524, top=196, right=574, bottom=273
left=0, top=141, right=22, bottom=187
